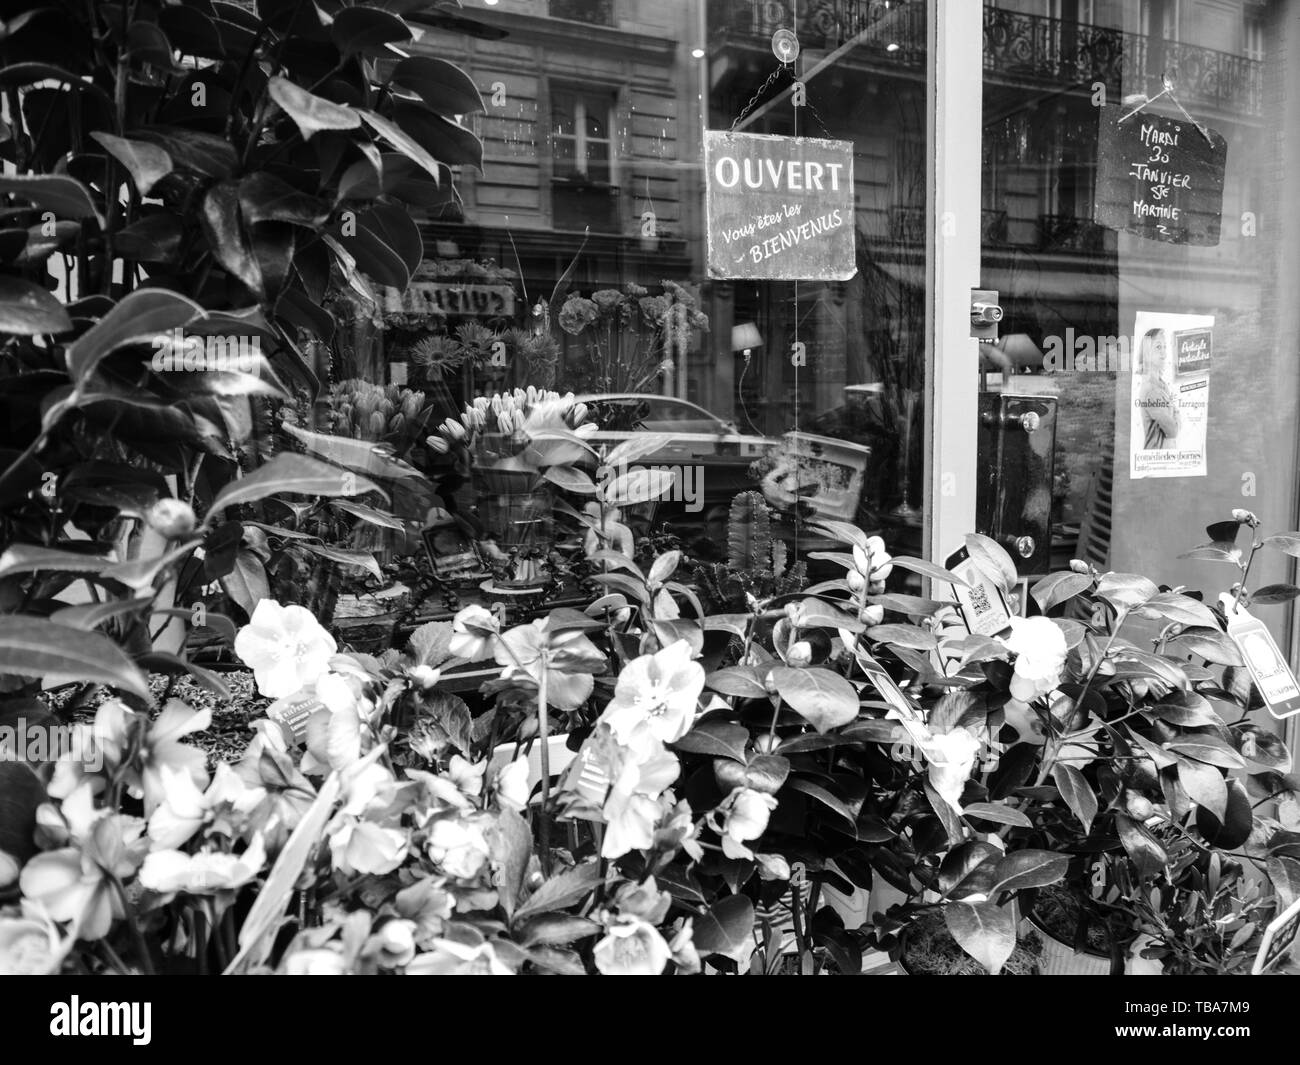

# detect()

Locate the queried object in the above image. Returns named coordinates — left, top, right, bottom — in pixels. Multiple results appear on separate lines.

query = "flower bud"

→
left=1232, top=508, right=1259, bottom=528
left=425, top=435, right=450, bottom=454
left=441, top=418, right=466, bottom=441
left=146, top=498, right=196, bottom=540
left=1068, top=558, right=1091, bottom=574
left=786, top=640, right=813, bottom=667
left=1124, top=789, right=1155, bottom=821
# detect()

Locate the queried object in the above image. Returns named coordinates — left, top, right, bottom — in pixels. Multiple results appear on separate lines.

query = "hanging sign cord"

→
left=1117, top=74, right=1214, bottom=145
left=729, top=65, right=792, bottom=135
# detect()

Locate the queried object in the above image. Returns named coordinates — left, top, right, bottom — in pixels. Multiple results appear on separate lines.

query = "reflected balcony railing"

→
left=983, top=6, right=1263, bottom=117
left=548, top=0, right=615, bottom=26
left=708, top=0, right=926, bottom=65
left=708, top=2, right=1261, bottom=117
left=1037, top=213, right=1115, bottom=254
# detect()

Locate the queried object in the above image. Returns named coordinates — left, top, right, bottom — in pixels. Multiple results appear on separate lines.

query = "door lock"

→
left=981, top=410, right=1040, bottom=433
left=971, top=288, right=1002, bottom=341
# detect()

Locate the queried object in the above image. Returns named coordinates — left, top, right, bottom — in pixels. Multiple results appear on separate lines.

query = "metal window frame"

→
left=923, top=0, right=982, bottom=567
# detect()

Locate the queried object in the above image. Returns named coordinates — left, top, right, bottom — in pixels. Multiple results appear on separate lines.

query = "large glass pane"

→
left=979, top=0, right=1299, bottom=734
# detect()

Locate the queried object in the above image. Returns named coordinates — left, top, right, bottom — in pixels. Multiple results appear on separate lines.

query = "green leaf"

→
left=706, top=666, right=768, bottom=699
left=1176, top=758, right=1228, bottom=822
left=65, top=289, right=205, bottom=387
left=601, top=467, right=675, bottom=507
left=1252, top=584, right=1300, bottom=605
left=944, top=900, right=1016, bottom=974
left=514, top=861, right=601, bottom=923
left=867, top=623, right=937, bottom=651
left=1151, top=690, right=1222, bottom=727
left=1095, top=572, right=1158, bottom=610
left=962, top=802, right=1032, bottom=828
left=787, top=777, right=857, bottom=830
left=0, top=544, right=110, bottom=580
left=0, top=173, right=100, bottom=221
left=489, top=805, right=532, bottom=919
left=542, top=465, right=597, bottom=494
left=1169, top=626, right=1244, bottom=666
left=923, top=780, right=966, bottom=844
left=1263, top=533, right=1300, bottom=558
left=50, top=598, right=152, bottom=631
left=769, top=666, right=859, bottom=732
left=329, top=499, right=404, bottom=530
left=330, top=6, right=411, bottom=56
left=391, top=56, right=485, bottom=116
left=693, top=895, right=755, bottom=962
left=988, top=849, right=1069, bottom=894
left=1051, top=763, right=1097, bottom=833
left=1030, top=571, right=1093, bottom=612
left=359, top=109, right=444, bottom=183
left=90, top=131, right=172, bottom=196
left=238, top=171, right=328, bottom=227
left=206, top=453, right=384, bottom=521
left=296, top=542, right=381, bottom=580
left=1167, top=736, right=1246, bottom=770
left=1138, top=591, right=1217, bottom=628
left=1115, top=812, right=1168, bottom=878
left=268, top=76, right=359, bottom=139
left=808, top=519, right=868, bottom=550
left=201, top=182, right=262, bottom=296
left=1178, top=544, right=1242, bottom=564
left=1196, top=779, right=1253, bottom=850
left=0, top=275, right=73, bottom=335
left=219, top=549, right=270, bottom=618
left=0, top=617, right=150, bottom=701
left=517, top=914, right=600, bottom=948
left=673, top=719, right=749, bottom=762
left=888, top=554, right=969, bottom=587
left=965, top=533, right=1018, bottom=592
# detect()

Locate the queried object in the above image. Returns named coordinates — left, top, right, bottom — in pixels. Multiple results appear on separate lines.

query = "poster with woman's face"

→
left=1129, top=311, right=1213, bottom=479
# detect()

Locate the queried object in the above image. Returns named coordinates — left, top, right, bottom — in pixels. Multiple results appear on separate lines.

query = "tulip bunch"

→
left=427, top=388, right=593, bottom=468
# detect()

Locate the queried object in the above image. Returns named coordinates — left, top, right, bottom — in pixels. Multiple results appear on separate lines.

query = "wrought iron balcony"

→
left=548, top=0, right=615, bottom=26
left=984, top=6, right=1262, bottom=117
left=709, top=0, right=925, bottom=65
left=1037, top=214, right=1114, bottom=254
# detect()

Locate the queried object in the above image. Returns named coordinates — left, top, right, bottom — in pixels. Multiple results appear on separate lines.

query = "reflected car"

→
left=577, top=393, right=775, bottom=517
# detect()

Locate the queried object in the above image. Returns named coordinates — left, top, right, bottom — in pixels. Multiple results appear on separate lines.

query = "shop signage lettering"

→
left=381, top=282, right=515, bottom=318
left=1094, top=109, right=1227, bottom=246
left=705, top=130, right=856, bottom=281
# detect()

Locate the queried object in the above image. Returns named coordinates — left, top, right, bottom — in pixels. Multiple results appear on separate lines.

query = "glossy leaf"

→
left=0, top=617, right=150, bottom=701
left=1051, top=763, right=1097, bottom=833
left=90, top=131, right=172, bottom=195
left=944, top=900, right=1016, bottom=974
left=391, top=56, right=485, bottom=116
left=693, top=895, right=756, bottom=962
left=769, top=666, right=859, bottom=732
left=206, top=453, right=384, bottom=521
left=0, top=275, right=73, bottom=335
left=268, top=76, right=359, bottom=139
left=0, top=173, right=99, bottom=221
left=988, top=849, right=1069, bottom=894
left=1030, top=571, right=1093, bottom=612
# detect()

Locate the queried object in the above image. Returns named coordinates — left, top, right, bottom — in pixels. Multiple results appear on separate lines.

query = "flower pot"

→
left=474, top=467, right=552, bottom=548
left=896, top=911, right=1044, bottom=975
left=332, top=582, right=411, bottom=653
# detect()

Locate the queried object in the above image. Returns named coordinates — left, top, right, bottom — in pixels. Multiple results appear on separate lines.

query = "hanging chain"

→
left=729, top=64, right=791, bottom=134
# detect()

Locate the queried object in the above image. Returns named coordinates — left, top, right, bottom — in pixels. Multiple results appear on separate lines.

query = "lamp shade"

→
left=731, top=322, right=763, bottom=352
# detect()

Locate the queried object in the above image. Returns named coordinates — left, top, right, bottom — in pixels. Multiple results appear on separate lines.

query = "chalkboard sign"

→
left=705, top=130, right=856, bottom=281
left=1094, top=108, right=1227, bottom=246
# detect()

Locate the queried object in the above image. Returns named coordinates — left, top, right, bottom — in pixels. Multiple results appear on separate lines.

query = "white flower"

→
left=920, top=727, right=983, bottom=813
left=139, top=835, right=266, bottom=895
left=719, top=787, right=778, bottom=860
left=448, top=605, right=499, bottom=662
left=280, top=948, right=348, bottom=975
left=593, top=915, right=672, bottom=976
left=234, top=600, right=337, bottom=698
left=1001, top=616, right=1068, bottom=702
left=0, top=850, right=17, bottom=889
left=599, top=640, right=704, bottom=754
left=328, top=820, right=408, bottom=876
left=405, top=938, right=513, bottom=975
left=426, top=817, right=490, bottom=879
left=364, top=919, right=419, bottom=969
left=0, top=913, right=60, bottom=975
left=147, top=765, right=209, bottom=848
left=494, top=757, right=531, bottom=812
left=448, top=755, right=487, bottom=797
left=407, top=664, right=441, bottom=690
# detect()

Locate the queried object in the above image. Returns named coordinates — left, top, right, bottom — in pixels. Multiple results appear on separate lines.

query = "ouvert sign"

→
left=704, top=130, right=857, bottom=281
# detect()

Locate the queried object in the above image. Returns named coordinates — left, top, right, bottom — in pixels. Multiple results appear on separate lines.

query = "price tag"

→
left=1252, top=895, right=1300, bottom=974
left=266, top=689, right=325, bottom=746
left=1222, top=594, right=1300, bottom=720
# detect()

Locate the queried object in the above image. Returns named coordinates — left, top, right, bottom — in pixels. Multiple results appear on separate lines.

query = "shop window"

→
left=550, top=87, right=618, bottom=231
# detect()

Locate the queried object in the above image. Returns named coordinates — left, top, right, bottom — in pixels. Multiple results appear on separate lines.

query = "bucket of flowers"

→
left=429, top=389, right=597, bottom=592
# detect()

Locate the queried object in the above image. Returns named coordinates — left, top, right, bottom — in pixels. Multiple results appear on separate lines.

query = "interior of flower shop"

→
left=4, top=0, right=1300, bottom=980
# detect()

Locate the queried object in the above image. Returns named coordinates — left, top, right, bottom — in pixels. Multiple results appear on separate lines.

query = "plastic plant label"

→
left=1253, top=894, right=1300, bottom=974
left=946, top=549, right=1013, bottom=637
left=266, top=689, right=325, bottom=746
left=1222, top=594, right=1300, bottom=720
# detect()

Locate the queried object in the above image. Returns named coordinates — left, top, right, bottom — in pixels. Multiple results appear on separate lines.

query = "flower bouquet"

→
left=429, top=389, right=596, bottom=591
